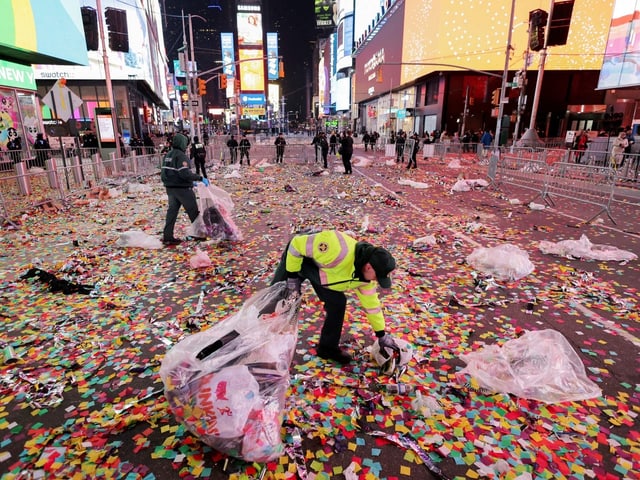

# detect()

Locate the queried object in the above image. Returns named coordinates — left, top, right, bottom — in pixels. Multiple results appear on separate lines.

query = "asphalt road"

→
left=0, top=146, right=638, bottom=479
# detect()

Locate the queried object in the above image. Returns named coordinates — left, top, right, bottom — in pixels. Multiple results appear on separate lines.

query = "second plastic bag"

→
left=187, top=183, right=242, bottom=242
left=457, top=329, right=601, bottom=403
left=159, top=283, right=301, bottom=462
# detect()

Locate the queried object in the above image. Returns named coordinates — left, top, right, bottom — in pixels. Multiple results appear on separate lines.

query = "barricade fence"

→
left=487, top=147, right=620, bottom=224
left=0, top=149, right=163, bottom=220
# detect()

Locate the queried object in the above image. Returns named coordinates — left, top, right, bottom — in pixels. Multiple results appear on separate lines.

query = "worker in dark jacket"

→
left=160, top=133, right=209, bottom=245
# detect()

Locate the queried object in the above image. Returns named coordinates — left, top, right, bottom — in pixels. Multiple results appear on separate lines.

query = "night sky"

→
left=162, top=0, right=317, bottom=119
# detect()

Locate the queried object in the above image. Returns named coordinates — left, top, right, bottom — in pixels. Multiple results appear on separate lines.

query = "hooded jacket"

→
left=284, top=230, right=387, bottom=332
left=161, top=134, right=202, bottom=188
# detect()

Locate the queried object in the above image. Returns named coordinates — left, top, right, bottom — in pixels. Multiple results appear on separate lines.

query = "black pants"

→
left=342, top=152, right=352, bottom=173
left=271, top=247, right=346, bottom=350
left=322, top=150, right=328, bottom=168
left=163, top=187, right=199, bottom=240
left=240, top=150, right=250, bottom=165
left=195, top=158, right=207, bottom=178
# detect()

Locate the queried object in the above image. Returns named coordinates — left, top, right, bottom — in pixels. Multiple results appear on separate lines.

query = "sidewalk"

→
left=0, top=151, right=638, bottom=479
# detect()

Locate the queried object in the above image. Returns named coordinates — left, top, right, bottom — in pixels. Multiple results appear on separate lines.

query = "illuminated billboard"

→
left=354, top=0, right=615, bottom=96
left=221, top=33, right=236, bottom=78
left=315, top=0, right=337, bottom=28
left=33, top=0, right=169, bottom=107
left=237, top=12, right=263, bottom=47
left=266, top=32, right=279, bottom=81
left=399, top=0, right=613, bottom=81
left=597, top=0, right=640, bottom=89
left=0, top=0, right=88, bottom=66
left=239, top=49, right=265, bottom=92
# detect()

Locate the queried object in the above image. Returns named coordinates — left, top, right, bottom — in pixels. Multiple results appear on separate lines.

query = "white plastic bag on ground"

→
left=466, top=243, right=534, bottom=281
left=160, top=283, right=301, bottom=462
left=539, top=234, right=637, bottom=262
left=457, top=329, right=602, bottom=403
left=115, top=230, right=163, bottom=249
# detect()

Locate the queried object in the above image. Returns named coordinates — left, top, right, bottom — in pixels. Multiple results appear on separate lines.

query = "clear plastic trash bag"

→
left=466, top=243, right=534, bottom=281
left=159, top=283, right=301, bottom=462
left=539, top=234, right=637, bottom=262
left=187, top=183, right=242, bottom=242
left=457, top=329, right=601, bottom=403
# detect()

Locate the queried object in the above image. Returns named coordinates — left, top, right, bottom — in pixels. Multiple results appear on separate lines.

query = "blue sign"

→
left=240, top=93, right=266, bottom=105
left=220, top=33, right=236, bottom=78
left=266, top=32, right=279, bottom=81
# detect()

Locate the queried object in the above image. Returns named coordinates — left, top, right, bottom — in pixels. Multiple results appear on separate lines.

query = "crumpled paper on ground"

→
left=539, top=234, right=637, bottom=262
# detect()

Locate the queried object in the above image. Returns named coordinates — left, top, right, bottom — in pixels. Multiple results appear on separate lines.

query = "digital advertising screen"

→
left=597, top=0, right=640, bottom=89
left=33, top=0, right=169, bottom=108
left=238, top=49, right=265, bottom=92
left=237, top=12, right=263, bottom=47
left=220, top=33, right=236, bottom=78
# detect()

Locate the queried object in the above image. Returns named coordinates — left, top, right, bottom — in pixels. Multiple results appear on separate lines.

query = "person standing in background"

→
left=239, top=133, right=251, bottom=166
left=226, top=134, right=238, bottom=164
left=339, top=130, right=354, bottom=174
left=275, top=133, right=287, bottom=163
left=190, top=136, right=207, bottom=178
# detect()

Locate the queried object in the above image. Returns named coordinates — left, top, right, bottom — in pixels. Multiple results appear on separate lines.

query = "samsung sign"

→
left=240, top=93, right=266, bottom=105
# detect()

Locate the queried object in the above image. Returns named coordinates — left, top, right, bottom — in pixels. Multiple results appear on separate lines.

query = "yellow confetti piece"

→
left=465, top=469, right=480, bottom=478
left=400, top=465, right=412, bottom=475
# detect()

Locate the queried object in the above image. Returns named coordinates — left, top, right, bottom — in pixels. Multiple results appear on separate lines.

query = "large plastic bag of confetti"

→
left=160, top=282, right=301, bottom=462
left=466, top=243, right=534, bottom=281
left=539, top=234, right=637, bottom=262
left=457, top=329, right=601, bottom=403
left=187, top=183, right=242, bottom=242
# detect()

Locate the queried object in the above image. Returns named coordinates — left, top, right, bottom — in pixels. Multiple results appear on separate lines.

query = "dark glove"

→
left=286, top=276, right=302, bottom=295
left=378, top=333, right=400, bottom=357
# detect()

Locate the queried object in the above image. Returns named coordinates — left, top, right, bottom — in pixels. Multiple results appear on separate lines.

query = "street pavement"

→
left=0, top=145, right=638, bottom=479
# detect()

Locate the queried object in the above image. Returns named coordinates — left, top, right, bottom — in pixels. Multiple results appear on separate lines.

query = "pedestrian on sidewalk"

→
left=271, top=229, right=400, bottom=364
left=160, top=133, right=209, bottom=245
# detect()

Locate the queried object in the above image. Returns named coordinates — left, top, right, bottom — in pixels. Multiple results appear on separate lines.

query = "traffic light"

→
left=105, top=7, right=129, bottom=52
left=81, top=7, right=99, bottom=51
left=219, top=75, right=227, bottom=89
left=491, top=88, right=500, bottom=106
left=198, top=78, right=207, bottom=96
left=528, top=9, right=548, bottom=52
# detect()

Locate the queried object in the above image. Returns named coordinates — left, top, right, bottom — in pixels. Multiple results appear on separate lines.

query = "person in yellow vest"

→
left=272, top=230, right=399, bottom=364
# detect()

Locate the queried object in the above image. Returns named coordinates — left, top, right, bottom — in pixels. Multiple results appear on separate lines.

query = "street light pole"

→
left=181, top=10, right=192, bottom=138
left=494, top=0, right=517, bottom=147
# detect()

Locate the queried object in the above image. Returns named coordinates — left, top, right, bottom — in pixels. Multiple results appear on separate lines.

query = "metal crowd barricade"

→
left=493, top=149, right=548, bottom=197
left=540, top=161, right=617, bottom=224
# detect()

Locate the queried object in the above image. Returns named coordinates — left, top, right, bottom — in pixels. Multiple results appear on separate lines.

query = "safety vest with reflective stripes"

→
left=286, top=230, right=385, bottom=332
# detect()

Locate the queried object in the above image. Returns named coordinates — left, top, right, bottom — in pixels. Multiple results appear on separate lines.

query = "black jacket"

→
left=161, top=134, right=202, bottom=188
